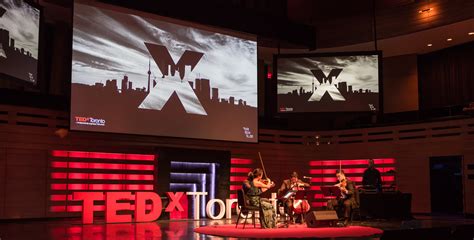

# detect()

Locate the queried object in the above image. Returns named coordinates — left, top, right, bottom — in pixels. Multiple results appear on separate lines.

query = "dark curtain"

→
left=418, top=41, right=474, bottom=110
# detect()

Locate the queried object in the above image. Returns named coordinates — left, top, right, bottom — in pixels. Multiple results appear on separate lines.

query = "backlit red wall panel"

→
left=308, top=158, right=396, bottom=207
left=48, top=150, right=156, bottom=214
left=229, top=158, right=253, bottom=199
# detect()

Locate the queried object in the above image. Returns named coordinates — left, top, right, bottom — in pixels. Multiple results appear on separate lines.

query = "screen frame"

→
left=68, top=1, right=259, bottom=144
left=273, top=50, right=383, bottom=116
left=0, top=0, right=42, bottom=87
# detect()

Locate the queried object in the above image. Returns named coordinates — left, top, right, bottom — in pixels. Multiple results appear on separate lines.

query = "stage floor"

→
left=0, top=215, right=473, bottom=239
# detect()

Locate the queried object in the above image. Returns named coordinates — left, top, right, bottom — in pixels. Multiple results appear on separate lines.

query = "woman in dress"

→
left=246, top=168, right=276, bottom=228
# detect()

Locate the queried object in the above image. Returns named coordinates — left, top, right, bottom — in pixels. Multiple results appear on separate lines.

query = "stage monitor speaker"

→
left=305, top=210, right=338, bottom=228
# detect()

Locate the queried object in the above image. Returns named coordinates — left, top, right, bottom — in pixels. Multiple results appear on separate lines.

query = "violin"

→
left=336, top=178, right=348, bottom=198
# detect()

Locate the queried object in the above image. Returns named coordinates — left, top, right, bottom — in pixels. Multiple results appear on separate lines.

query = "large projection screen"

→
left=70, top=2, right=258, bottom=143
left=0, top=0, right=40, bottom=84
left=277, top=52, right=381, bottom=113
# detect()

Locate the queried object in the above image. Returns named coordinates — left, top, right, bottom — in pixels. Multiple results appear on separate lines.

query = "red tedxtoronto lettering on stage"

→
left=74, top=192, right=184, bottom=224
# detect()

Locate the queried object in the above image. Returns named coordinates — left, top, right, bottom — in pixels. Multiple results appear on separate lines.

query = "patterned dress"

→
left=247, top=181, right=276, bottom=228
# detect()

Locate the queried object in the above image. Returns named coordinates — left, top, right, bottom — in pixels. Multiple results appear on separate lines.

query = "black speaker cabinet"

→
left=305, top=210, right=338, bottom=228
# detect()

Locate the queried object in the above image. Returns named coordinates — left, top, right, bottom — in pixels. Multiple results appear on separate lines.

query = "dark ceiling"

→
left=41, top=0, right=474, bottom=49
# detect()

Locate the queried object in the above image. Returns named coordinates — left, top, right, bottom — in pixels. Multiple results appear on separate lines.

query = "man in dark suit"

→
left=327, top=169, right=359, bottom=226
left=278, top=171, right=310, bottom=223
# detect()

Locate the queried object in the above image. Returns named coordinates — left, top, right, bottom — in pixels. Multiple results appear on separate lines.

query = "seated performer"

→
left=246, top=168, right=277, bottom=228
left=327, top=169, right=359, bottom=226
left=278, top=171, right=310, bottom=223
left=362, top=159, right=382, bottom=192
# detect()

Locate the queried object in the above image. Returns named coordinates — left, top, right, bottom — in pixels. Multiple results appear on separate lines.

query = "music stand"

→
left=281, top=190, right=297, bottom=200
left=321, top=186, right=341, bottom=198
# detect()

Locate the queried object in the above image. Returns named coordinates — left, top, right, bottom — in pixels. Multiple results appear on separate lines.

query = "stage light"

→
left=427, top=43, right=433, bottom=47
left=446, top=38, right=452, bottom=41
left=418, top=8, right=433, bottom=14
left=469, top=32, right=474, bottom=36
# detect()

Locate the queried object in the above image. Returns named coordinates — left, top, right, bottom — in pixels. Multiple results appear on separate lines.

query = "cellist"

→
left=277, top=171, right=310, bottom=224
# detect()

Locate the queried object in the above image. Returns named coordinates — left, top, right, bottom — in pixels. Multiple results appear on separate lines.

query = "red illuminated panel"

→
left=69, top=173, right=89, bottom=179
left=51, top=150, right=68, bottom=157
left=230, top=167, right=252, bottom=173
left=88, top=184, right=123, bottom=191
left=125, top=154, right=155, bottom=161
left=50, top=206, right=66, bottom=212
left=68, top=184, right=88, bottom=190
left=51, top=195, right=75, bottom=201
left=374, top=158, right=395, bottom=164
left=231, top=158, right=253, bottom=165
left=51, top=150, right=155, bottom=161
left=50, top=195, right=67, bottom=201
left=310, top=186, right=321, bottom=191
left=89, top=174, right=122, bottom=180
left=51, top=184, right=67, bottom=190
left=229, top=185, right=242, bottom=191
left=88, top=163, right=122, bottom=170
left=382, top=176, right=395, bottom=182
left=51, top=162, right=68, bottom=168
left=125, top=174, right=154, bottom=181
left=230, top=176, right=247, bottom=182
left=229, top=193, right=237, bottom=199
left=51, top=172, right=67, bottom=179
left=68, top=162, right=90, bottom=169
left=126, top=164, right=154, bottom=171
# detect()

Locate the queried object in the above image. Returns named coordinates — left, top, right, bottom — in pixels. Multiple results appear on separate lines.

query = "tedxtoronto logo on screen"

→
left=138, top=43, right=208, bottom=115
left=308, top=68, right=346, bottom=102
left=75, top=116, right=106, bottom=126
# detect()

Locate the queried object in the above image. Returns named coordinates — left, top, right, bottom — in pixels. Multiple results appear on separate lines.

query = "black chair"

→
left=235, top=189, right=261, bottom=228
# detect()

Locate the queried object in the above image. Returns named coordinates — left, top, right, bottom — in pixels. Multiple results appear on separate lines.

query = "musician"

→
left=242, top=171, right=254, bottom=194
left=327, top=169, right=359, bottom=226
left=362, top=159, right=382, bottom=192
left=246, top=168, right=276, bottom=228
left=278, top=172, right=310, bottom=223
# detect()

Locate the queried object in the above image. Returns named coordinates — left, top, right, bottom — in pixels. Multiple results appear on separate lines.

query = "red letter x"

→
left=165, top=192, right=185, bottom=212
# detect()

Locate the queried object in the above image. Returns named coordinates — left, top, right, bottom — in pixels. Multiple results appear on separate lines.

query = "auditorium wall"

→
left=0, top=104, right=473, bottom=219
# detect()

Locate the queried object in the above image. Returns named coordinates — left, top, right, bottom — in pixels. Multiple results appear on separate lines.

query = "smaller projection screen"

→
left=277, top=52, right=381, bottom=113
left=70, top=2, right=258, bottom=143
left=0, top=0, right=40, bottom=84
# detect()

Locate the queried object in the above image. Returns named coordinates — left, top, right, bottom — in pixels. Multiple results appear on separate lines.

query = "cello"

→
left=291, top=181, right=311, bottom=215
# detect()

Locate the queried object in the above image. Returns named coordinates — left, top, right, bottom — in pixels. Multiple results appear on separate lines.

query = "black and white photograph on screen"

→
left=0, top=0, right=39, bottom=83
left=70, top=3, right=257, bottom=142
left=277, top=54, right=379, bottom=113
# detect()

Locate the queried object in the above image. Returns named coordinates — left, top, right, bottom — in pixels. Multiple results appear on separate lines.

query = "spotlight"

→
left=469, top=32, right=474, bottom=36
left=427, top=43, right=433, bottom=47
left=446, top=38, right=452, bottom=41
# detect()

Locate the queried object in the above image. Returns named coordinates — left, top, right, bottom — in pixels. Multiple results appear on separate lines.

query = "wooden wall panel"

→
left=4, top=149, right=47, bottom=219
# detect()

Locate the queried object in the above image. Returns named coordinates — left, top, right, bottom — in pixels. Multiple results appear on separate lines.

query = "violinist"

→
left=278, top=172, right=310, bottom=223
left=246, top=168, right=277, bottom=228
left=326, top=169, right=359, bottom=226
